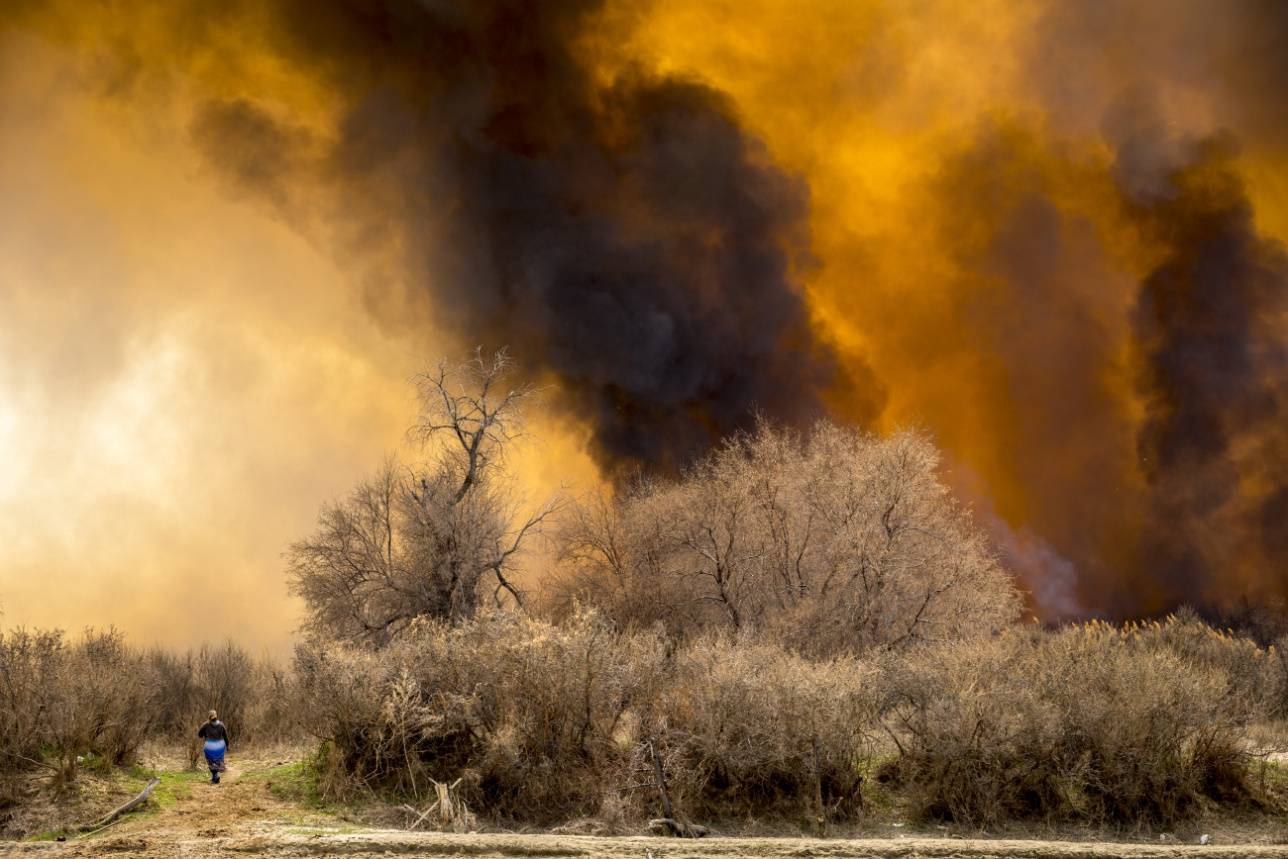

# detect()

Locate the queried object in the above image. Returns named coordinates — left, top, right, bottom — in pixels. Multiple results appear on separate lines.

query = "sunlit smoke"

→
left=1, top=0, right=1286, bottom=642
left=189, top=0, right=877, bottom=475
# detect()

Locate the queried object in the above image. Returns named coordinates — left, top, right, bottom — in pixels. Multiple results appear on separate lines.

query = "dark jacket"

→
left=197, top=719, right=229, bottom=747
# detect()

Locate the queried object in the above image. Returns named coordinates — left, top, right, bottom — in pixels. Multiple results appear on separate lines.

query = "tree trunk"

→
left=811, top=736, right=827, bottom=835
left=647, top=738, right=673, bottom=820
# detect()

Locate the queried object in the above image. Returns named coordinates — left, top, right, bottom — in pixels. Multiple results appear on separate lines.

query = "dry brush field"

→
left=6, top=377, right=1288, bottom=857
left=6, top=755, right=1288, bottom=859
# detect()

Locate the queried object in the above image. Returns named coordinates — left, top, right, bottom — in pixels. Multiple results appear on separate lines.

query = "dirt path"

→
left=6, top=757, right=1288, bottom=859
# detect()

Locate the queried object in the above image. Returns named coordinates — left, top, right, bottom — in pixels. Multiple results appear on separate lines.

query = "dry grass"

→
left=1132, top=609, right=1277, bottom=720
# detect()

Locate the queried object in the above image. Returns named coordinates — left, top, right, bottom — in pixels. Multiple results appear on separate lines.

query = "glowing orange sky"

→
left=0, top=31, right=595, bottom=651
left=2, top=1, right=1286, bottom=648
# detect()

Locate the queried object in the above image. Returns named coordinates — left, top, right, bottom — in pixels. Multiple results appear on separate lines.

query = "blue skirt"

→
left=203, top=739, right=226, bottom=772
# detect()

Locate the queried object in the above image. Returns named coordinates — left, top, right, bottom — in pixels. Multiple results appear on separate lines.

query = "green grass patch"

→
left=855, top=753, right=902, bottom=814
left=20, top=764, right=206, bottom=841
left=120, top=763, right=207, bottom=809
left=1251, top=758, right=1288, bottom=805
left=51, top=762, right=214, bottom=840
left=242, top=757, right=329, bottom=809
left=22, top=829, right=65, bottom=842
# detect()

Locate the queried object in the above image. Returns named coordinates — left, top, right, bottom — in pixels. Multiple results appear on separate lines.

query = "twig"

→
left=409, top=799, right=441, bottom=830
left=0, top=750, right=60, bottom=773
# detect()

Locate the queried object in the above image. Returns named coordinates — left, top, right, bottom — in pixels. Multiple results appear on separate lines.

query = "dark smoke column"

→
left=199, top=0, right=868, bottom=474
left=1111, top=115, right=1288, bottom=611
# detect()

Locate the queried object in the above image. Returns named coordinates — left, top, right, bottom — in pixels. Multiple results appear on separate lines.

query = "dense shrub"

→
left=296, top=613, right=881, bottom=824
left=0, top=629, right=73, bottom=800
left=149, top=643, right=300, bottom=751
left=1132, top=610, right=1273, bottom=720
left=1265, top=636, right=1288, bottom=723
left=555, top=422, right=1021, bottom=657
left=885, top=622, right=1253, bottom=827
left=6, top=609, right=1280, bottom=833
left=0, top=629, right=153, bottom=791
left=292, top=605, right=1288, bottom=830
left=653, top=636, right=877, bottom=819
left=295, top=611, right=667, bottom=821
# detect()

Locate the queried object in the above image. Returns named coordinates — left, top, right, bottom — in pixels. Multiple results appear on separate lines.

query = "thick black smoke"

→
left=1109, top=110, right=1288, bottom=608
left=914, top=109, right=1288, bottom=617
left=192, top=0, right=871, bottom=473
left=167, top=0, right=1288, bottom=613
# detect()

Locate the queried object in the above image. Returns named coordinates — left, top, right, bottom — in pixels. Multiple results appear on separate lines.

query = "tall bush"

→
left=885, top=622, right=1252, bottom=827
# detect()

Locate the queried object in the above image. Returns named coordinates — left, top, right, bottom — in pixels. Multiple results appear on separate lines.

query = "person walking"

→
left=197, top=710, right=230, bottom=784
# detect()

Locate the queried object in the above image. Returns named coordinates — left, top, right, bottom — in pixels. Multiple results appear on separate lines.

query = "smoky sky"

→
left=191, top=0, right=866, bottom=474
left=4, top=0, right=1288, bottom=639
left=925, top=124, right=1140, bottom=615
left=1111, top=118, right=1288, bottom=608
left=181, top=0, right=1288, bottom=611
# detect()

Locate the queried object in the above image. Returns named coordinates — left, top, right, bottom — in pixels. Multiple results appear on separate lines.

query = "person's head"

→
left=208, top=709, right=218, bottom=723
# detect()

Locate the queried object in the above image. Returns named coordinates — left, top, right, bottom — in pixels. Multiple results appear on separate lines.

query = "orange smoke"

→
left=634, top=0, right=1288, bottom=617
left=1, top=0, right=1286, bottom=642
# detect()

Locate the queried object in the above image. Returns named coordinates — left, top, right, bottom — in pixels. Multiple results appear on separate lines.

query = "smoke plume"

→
left=2, top=0, right=1287, bottom=639
left=191, top=0, right=872, bottom=474
left=1110, top=111, right=1288, bottom=610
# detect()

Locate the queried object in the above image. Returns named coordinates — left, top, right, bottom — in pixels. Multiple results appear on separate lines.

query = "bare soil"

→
left=5, top=755, right=1288, bottom=859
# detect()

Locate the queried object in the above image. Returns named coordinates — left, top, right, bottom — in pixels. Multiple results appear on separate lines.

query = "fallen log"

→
left=648, top=818, right=708, bottom=838
left=77, top=777, right=160, bottom=832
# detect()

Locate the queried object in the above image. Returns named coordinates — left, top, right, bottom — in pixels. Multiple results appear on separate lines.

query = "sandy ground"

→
left=5, top=757, right=1288, bottom=859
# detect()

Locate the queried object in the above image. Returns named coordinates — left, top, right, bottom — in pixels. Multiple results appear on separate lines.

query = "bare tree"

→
left=412, top=349, right=528, bottom=504
left=289, top=349, right=557, bottom=644
left=555, top=421, right=1021, bottom=655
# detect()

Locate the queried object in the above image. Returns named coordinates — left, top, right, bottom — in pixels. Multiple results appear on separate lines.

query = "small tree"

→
left=289, top=350, right=556, bottom=644
left=556, top=421, right=1020, bottom=655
